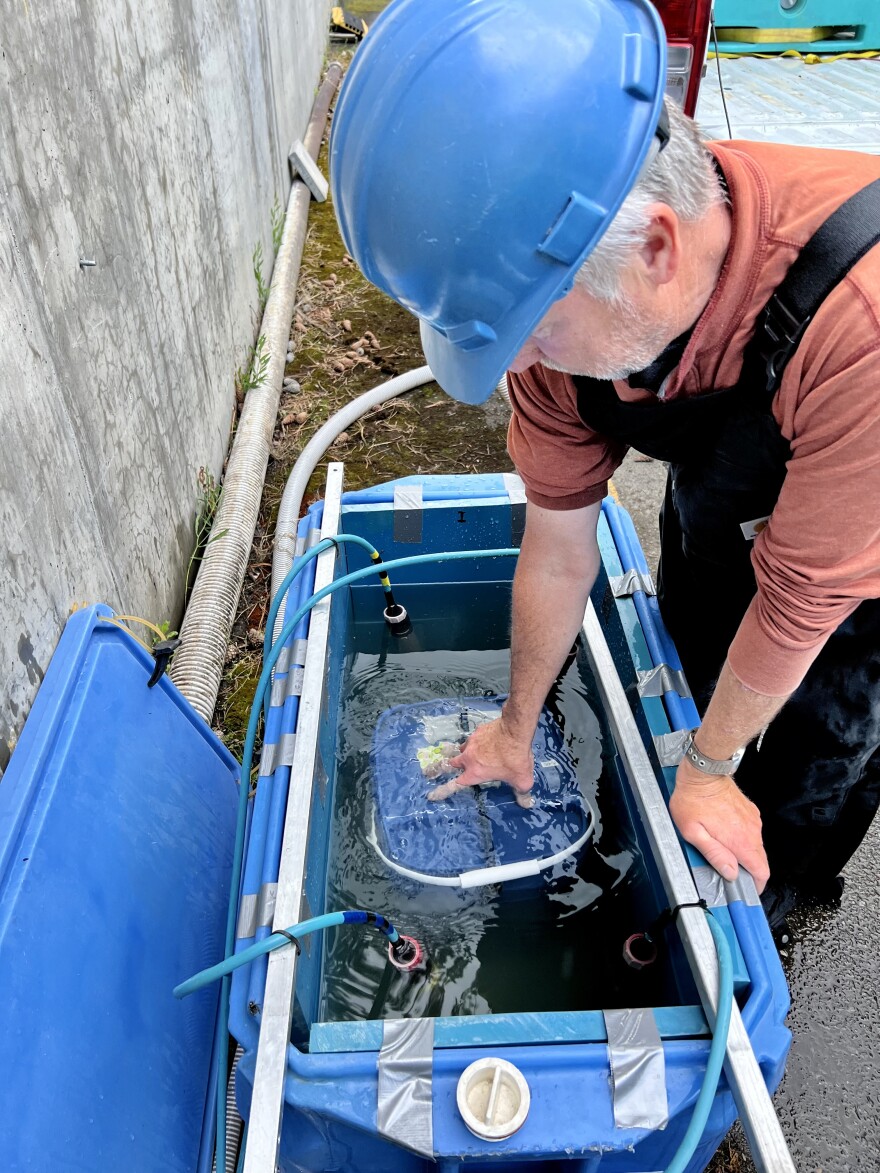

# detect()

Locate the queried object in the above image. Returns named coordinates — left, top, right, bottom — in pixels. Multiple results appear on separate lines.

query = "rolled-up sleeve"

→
left=506, top=365, right=627, bottom=510
left=728, top=341, right=880, bottom=695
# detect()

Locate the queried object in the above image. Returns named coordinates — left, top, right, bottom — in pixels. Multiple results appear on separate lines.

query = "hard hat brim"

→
left=420, top=319, right=518, bottom=405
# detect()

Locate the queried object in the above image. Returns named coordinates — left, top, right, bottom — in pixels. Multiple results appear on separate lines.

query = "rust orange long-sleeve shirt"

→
left=507, top=140, right=880, bottom=697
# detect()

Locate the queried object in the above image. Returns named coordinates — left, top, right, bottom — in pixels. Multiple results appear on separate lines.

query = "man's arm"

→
left=448, top=500, right=602, bottom=793
left=670, top=663, right=783, bottom=892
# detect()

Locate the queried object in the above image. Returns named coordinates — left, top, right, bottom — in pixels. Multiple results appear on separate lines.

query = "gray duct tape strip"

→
left=271, top=666, right=305, bottom=708
left=638, top=664, right=692, bottom=699
left=393, top=484, right=423, bottom=544
left=294, top=535, right=306, bottom=558
left=503, top=473, right=527, bottom=546
left=604, top=1008, right=668, bottom=1130
left=653, top=728, right=692, bottom=768
left=259, top=740, right=279, bottom=778
left=377, top=1018, right=434, bottom=1157
left=277, top=732, right=297, bottom=769
left=692, top=865, right=726, bottom=909
left=693, top=864, right=761, bottom=908
left=237, top=893, right=258, bottom=939
left=237, top=882, right=280, bottom=938
left=258, top=732, right=297, bottom=777
left=292, top=637, right=308, bottom=665
left=270, top=674, right=287, bottom=708
left=256, top=882, right=278, bottom=928
left=502, top=472, right=527, bottom=504
left=609, top=569, right=657, bottom=598
left=275, top=645, right=292, bottom=675
left=307, top=528, right=324, bottom=550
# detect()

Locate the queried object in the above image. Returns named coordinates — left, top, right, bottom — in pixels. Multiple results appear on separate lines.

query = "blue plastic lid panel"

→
left=0, top=605, right=239, bottom=1172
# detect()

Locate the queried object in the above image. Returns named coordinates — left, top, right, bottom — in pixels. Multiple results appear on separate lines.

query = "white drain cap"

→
left=456, top=1057, right=530, bottom=1141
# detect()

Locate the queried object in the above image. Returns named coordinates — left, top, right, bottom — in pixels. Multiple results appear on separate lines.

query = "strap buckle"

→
left=758, top=294, right=812, bottom=393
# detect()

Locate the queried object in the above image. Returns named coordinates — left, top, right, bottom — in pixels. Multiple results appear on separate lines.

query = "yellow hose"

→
left=98, top=614, right=171, bottom=653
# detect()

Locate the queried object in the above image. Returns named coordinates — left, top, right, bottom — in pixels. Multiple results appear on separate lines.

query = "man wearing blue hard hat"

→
left=331, top=0, right=880, bottom=929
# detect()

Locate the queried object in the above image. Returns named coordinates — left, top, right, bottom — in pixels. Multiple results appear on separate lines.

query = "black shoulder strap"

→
left=754, top=177, right=880, bottom=393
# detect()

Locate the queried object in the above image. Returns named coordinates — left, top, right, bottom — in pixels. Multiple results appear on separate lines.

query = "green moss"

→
left=214, top=654, right=263, bottom=761
left=345, top=0, right=393, bottom=17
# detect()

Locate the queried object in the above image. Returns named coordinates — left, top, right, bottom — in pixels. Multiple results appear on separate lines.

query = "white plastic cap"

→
left=456, top=1057, right=531, bottom=1142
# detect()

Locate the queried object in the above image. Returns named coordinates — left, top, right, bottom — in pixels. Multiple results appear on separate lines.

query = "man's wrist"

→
left=684, top=731, right=745, bottom=776
left=499, top=699, right=539, bottom=743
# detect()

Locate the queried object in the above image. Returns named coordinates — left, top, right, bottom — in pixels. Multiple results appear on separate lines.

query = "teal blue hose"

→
left=664, top=912, right=734, bottom=1173
left=213, top=545, right=518, bottom=1170
left=175, top=910, right=402, bottom=999
left=263, top=533, right=381, bottom=664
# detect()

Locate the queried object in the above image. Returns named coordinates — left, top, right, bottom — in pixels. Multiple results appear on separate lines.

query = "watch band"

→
left=684, top=732, right=745, bottom=776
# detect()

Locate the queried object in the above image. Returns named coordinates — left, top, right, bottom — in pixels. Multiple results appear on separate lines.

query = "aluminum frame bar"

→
left=243, top=462, right=344, bottom=1173
left=582, top=601, right=795, bottom=1172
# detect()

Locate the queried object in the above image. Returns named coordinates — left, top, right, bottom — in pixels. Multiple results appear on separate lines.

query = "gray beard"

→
left=541, top=304, right=673, bottom=381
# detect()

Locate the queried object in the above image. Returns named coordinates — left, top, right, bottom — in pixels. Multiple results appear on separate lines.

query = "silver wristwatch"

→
left=683, top=731, right=746, bottom=776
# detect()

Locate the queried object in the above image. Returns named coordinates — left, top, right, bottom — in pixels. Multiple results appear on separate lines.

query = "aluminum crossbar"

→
left=242, top=463, right=344, bottom=1173
left=581, top=601, right=795, bottom=1173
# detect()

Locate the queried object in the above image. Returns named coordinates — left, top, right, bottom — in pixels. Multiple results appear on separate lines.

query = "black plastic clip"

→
left=274, top=928, right=302, bottom=955
left=759, top=294, right=812, bottom=393
left=148, top=637, right=182, bottom=688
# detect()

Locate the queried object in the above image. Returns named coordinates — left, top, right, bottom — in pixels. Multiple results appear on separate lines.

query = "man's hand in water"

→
left=427, top=717, right=535, bottom=808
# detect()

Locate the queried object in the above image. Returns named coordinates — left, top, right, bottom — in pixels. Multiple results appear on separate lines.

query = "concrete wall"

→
left=0, top=0, right=330, bottom=771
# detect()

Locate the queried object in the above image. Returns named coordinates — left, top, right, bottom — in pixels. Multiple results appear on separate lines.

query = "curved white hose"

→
left=270, top=364, right=436, bottom=629
left=271, top=368, right=510, bottom=629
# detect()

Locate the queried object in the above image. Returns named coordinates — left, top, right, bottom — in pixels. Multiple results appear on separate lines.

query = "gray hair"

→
left=576, top=100, right=725, bottom=302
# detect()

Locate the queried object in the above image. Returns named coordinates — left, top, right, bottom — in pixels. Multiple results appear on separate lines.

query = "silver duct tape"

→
left=294, top=535, right=307, bottom=558
left=503, top=472, right=527, bottom=546
left=256, top=882, right=278, bottom=928
left=692, top=865, right=727, bottom=909
left=604, top=1008, right=668, bottom=1131
left=273, top=635, right=309, bottom=688
left=270, top=674, right=288, bottom=708
left=609, top=569, right=657, bottom=598
left=693, top=864, right=760, bottom=908
left=377, top=1018, right=434, bottom=1157
left=502, top=472, right=527, bottom=504
left=258, top=732, right=297, bottom=777
left=237, top=893, right=259, bottom=939
left=393, top=484, right=423, bottom=544
left=277, top=732, right=297, bottom=768
left=259, top=740, right=279, bottom=778
left=307, top=528, right=324, bottom=549
left=286, top=667, right=305, bottom=699
left=653, top=729, right=692, bottom=768
left=638, top=664, right=692, bottom=700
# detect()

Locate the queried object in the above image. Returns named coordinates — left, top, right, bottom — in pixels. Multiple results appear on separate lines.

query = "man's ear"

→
left=637, top=203, right=680, bottom=288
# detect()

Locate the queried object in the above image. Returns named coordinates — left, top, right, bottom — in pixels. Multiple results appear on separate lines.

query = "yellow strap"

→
left=99, top=616, right=156, bottom=654
left=709, top=47, right=880, bottom=62
left=716, top=26, right=839, bottom=45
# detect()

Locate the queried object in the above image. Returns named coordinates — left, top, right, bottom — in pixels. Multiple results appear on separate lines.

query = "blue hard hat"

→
left=331, top=0, right=668, bottom=404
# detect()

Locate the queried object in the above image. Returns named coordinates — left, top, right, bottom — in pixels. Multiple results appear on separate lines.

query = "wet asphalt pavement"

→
left=612, top=451, right=880, bottom=1172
